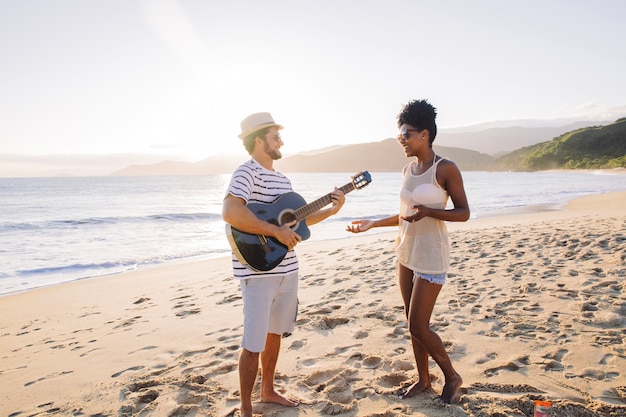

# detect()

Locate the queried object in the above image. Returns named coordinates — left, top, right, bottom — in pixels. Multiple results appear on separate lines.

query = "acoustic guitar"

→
left=226, top=171, right=372, bottom=271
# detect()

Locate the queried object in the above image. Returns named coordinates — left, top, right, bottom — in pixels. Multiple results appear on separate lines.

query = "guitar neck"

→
left=294, top=182, right=356, bottom=221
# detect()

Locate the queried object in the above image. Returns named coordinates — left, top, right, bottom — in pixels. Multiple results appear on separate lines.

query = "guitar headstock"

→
left=351, top=171, right=372, bottom=190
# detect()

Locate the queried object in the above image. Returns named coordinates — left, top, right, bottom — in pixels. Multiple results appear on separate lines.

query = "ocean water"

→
left=1, top=170, right=625, bottom=296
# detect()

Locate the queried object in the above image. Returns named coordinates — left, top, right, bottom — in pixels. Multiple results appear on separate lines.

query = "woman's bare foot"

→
left=260, top=390, right=300, bottom=407
left=398, top=380, right=433, bottom=399
left=440, top=373, right=463, bottom=404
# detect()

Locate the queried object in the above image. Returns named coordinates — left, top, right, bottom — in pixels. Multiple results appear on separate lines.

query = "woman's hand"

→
left=400, top=204, right=430, bottom=223
left=346, top=219, right=374, bottom=233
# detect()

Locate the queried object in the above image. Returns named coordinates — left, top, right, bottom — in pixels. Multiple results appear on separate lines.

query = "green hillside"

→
left=495, top=118, right=626, bottom=171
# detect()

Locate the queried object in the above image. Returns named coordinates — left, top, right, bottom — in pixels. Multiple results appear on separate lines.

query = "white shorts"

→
left=240, top=273, right=298, bottom=353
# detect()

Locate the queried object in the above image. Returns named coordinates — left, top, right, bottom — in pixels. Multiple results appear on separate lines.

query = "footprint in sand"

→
left=476, top=352, right=498, bottom=364
left=543, top=360, right=564, bottom=371
left=352, top=386, right=376, bottom=399
left=604, top=386, right=626, bottom=404
left=175, top=308, right=201, bottom=318
left=288, top=339, right=306, bottom=349
left=119, top=387, right=160, bottom=415
left=112, top=366, right=145, bottom=378
left=209, top=344, right=239, bottom=361
left=484, top=359, right=527, bottom=377
left=543, top=348, right=568, bottom=362
left=330, top=344, right=362, bottom=357
left=581, top=301, right=599, bottom=312
left=128, top=297, right=154, bottom=312
left=354, top=330, right=369, bottom=339
left=216, top=293, right=241, bottom=305
left=128, top=345, right=158, bottom=355
left=387, top=326, right=405, bottom=339
left=591, top=279, right=620, bottom=290
left=391, top=359, right=413, bottom=372
left=346, top=352, right=364, bottom=365
left=217, top=332, right=239, bottom=343
left=299, top=358, right=317, bottom=367
left=361, top=355, right=383, bottom=369
left=364, top=310, right=396, bottom=323
left=468, top=382, right=544, bottom=395
left=371, top=372, right=410, bottom=395
left=309, top=316, right=350, bottom=330
left=205, top=326, right=234, bottom=338
left=110, top=315, right=144, bottom=330
left=600, top=353, right=617, bottom=366
left=300, top=369, right=361, bottom=414
left=180, top=346, right=213, bottom=357
left=35, top=402, right=61, bottom=413
left=207, top=361, right=237, bottom=377
left=171, top=294, right=202, bottom=318
left=304, top=306, right=334, bottom=315
left=24, top=370, right=74, bottom=386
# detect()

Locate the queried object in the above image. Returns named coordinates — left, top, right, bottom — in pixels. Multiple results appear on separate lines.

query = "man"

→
left=222, top=112, right=346, bottom=416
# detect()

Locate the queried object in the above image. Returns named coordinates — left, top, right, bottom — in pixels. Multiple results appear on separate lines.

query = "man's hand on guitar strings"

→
left=329, top=188, right=346, bottom=214
left=274, top=220, right=301, bottom=251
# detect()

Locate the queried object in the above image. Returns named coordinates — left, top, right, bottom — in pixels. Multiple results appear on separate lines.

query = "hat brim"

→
left=238, top=123, right=283, bottom=139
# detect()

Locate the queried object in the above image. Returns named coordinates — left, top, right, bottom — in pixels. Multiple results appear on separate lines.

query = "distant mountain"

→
left=110, top=155, right=242, bottom=176
left=109, top=141, right=493, bottom=176
left=274, top=140, right=493, bottom=173
left=443, top=118, right=605, bottom=132
left=109, top=119, right=620, bottom=176
left=436, top=121, right=607, bottom=155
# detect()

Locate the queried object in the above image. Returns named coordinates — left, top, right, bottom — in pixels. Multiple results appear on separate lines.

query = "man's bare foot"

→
left=237, top=409, right=262, bottom=417
left=398, top=380, right=433, bottom=399
left=238, top=404, right=255, bottom=417
left=260, top=390, right=300, bottom=407
left=440, top=373, right=463, bottom=404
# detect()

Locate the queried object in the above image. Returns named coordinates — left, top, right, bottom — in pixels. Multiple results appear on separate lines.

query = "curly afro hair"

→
left=397, top=99, right=437, bottom=143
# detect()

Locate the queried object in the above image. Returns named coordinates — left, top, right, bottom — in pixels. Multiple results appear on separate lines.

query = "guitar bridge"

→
left=258, top=235, right=272, bottom=254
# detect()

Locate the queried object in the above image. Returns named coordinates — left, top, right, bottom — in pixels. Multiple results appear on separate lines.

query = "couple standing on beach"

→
left=222, top=99, right=470, bottom=417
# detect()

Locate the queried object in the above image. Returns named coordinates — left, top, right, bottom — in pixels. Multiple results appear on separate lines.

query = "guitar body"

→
left=226, top=171, right=372, bottom=272
left=226, top=192, right=310, bottom=272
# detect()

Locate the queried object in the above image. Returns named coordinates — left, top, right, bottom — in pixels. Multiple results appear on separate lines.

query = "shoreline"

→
left=1, top=191, right=625, bottom=416
left=2, top=189, right=624, bottom=298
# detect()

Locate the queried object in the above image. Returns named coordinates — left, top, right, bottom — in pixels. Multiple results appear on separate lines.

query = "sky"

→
left=1, top=0, right=625, bottom=176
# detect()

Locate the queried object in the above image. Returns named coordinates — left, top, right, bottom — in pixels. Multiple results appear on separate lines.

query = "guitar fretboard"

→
left=293, top=182, right=356, bottom=221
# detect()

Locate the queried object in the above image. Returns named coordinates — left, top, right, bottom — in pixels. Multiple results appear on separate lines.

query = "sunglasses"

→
left=263, top=133, right=282, bottom=141
left=397, top=129, right=420, bottom=141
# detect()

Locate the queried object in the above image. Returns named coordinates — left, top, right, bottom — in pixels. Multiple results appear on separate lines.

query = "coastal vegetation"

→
left=494, top=118, right=626, bottom=171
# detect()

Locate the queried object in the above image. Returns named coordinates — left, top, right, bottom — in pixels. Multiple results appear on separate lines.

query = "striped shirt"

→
left=225, top=158, right=299, bottom=279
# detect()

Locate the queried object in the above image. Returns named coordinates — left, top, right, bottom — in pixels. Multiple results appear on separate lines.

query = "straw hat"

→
left=238, top=112, right=283, bottom=139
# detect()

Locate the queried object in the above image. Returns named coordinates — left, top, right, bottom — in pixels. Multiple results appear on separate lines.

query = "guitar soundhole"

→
left=279, top=211, right=297, bottom=226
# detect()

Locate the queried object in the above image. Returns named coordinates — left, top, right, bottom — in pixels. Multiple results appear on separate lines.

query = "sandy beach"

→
left=1, top=191, right=625, bottom=417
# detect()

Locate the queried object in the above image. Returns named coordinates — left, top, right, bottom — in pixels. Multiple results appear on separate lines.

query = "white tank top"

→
left=395, top=157, right=450, bottom=274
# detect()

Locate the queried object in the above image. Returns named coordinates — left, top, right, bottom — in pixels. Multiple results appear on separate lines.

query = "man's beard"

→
left=264, top=142, right=282, bottom=160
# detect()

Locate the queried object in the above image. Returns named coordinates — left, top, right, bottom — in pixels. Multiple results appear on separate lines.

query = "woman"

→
left=347, top=99, right=470, bottom=403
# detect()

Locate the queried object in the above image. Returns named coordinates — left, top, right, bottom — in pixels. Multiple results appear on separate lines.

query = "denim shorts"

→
left=413, top=271, right=447, bottom=285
